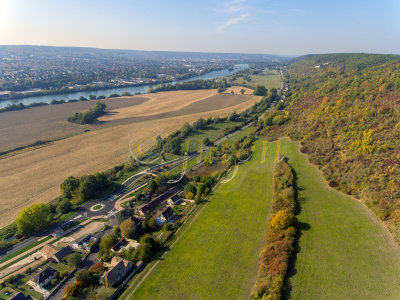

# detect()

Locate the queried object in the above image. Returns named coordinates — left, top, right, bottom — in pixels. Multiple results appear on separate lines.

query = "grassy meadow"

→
left=279, top=138, right=400, bottom=299
left=229, top=69, right=281, bottom=90
left=122, top=140, right=275, bottom=299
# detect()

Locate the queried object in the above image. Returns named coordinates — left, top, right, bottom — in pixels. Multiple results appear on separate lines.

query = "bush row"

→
left=252, top=159, right=297, bottom=299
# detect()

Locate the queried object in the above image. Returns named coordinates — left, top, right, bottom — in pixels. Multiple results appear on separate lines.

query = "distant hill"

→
left=0, top=45, right=288, bottom=62
left=268, top=53, right=400, bottom=241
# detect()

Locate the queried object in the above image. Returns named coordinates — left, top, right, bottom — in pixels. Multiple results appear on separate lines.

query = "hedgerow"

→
left=252, top=159, right=297, bottom=300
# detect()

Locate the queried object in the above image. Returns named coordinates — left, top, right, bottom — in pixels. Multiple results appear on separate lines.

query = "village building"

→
left=9, top=293, right=26, bottom=300
left=154, top=206, right=175, bottom=226
left=111, top=238, right=129, bottom=253
left=136, top=187, right=180, bottom=216
left=167, top=194, right=180, bottom=206
left=27, top=266, right=58, bottom=296
left=40, top=244, right=73, bottom=263
left=72, top=234, right=97, bottom=251
left=103, top=256, right=133, bottom=287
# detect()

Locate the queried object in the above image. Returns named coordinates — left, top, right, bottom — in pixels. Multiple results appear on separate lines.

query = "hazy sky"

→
left=1, top=0, right=399, bottom=55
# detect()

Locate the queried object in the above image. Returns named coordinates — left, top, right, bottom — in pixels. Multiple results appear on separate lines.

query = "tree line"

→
left=147, top=78, right=230, bottom=93
left=67, top=101, right=107, bottom=124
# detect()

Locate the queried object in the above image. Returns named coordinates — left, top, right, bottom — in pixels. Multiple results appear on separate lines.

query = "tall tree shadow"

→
left=282, top=162, right=311, bottom=300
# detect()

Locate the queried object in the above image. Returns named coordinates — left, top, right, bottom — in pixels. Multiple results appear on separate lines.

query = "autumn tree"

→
left=120, top=218, right=136, bottom=238
left=64, top=281, right=79, bottom=298
left=270, top=209, right=295, bottom=230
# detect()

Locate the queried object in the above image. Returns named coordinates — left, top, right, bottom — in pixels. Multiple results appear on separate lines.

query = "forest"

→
left=263, top=53, right=400, bottom=242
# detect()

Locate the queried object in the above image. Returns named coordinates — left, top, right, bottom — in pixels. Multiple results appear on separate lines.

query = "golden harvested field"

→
left=99, top=88, right=252, bottom=122
left=0, top=88, right=260, bottom=228
left=0, top=96, right=149, bottom=151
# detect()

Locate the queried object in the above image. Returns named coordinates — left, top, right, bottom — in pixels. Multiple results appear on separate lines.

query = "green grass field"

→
left=279, top=138, right=400, bottom=299
left=181, top=120, right=243, bottom=153
left=230, top=69, right=281, bottom=90
left=168, top=124, right=256, bottom=178
left=122, top=140, right=275, bottom=299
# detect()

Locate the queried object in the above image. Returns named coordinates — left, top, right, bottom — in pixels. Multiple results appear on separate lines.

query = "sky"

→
left=0, top=0, right=400, bottom=55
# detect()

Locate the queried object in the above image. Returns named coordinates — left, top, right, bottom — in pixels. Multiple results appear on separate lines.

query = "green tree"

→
left=60, top=176, right=80, bottom=198
left=66, top=252, right=82, bottom=267
left=254, top=85, right=267, bottom=96
left=134, top=243, right=153, bottom=262
left=227, top=111, right=239, bottom=121
left=56, top=198, right=72, bottom=214
left=76, top=269, right=97, bottom=288
left=16, top=204, right=51, bottom=236
left=113, top=225, right=121, bottom=237
left=121, top=91, right=132, bottom=96
left=184, top=183, right=197, bottom=196
left=99, top=233, right=117, bottom=251
left=147, top=180, right=158, bottom=193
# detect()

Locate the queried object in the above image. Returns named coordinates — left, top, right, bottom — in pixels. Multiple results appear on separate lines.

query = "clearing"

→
left=280, top=138, right=400, bottom=299
left=229, top=69, right=281, bottom=90
left=122, top=140, right=275, bottom=299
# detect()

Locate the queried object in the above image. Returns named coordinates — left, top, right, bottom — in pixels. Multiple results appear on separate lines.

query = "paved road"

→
left=48, top=249, right=102, bottom=300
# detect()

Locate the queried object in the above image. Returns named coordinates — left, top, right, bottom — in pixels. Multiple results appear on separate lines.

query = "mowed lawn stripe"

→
left=128, top=141, right=275, bottom=300
left=280, top=138, right=400, bottom=299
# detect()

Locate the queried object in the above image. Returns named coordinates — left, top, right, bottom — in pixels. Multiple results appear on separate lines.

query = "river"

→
left=0, top=64, right=248, bottom=109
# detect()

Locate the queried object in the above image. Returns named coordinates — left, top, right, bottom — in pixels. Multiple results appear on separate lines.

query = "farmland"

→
left=279, top=138, right=400, bottom=299
left=0, top=89, right=260, bottom=228
left=0, top=89, right=243, bottom=152
left=122, top=140, right=275, bottom=299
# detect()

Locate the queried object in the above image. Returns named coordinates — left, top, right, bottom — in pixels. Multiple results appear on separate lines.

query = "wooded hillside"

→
left=268, top=53, right=400, bottom=241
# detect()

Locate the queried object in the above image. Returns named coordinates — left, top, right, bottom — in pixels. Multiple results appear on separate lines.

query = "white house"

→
left=27, top=266, right=58, bottom=296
